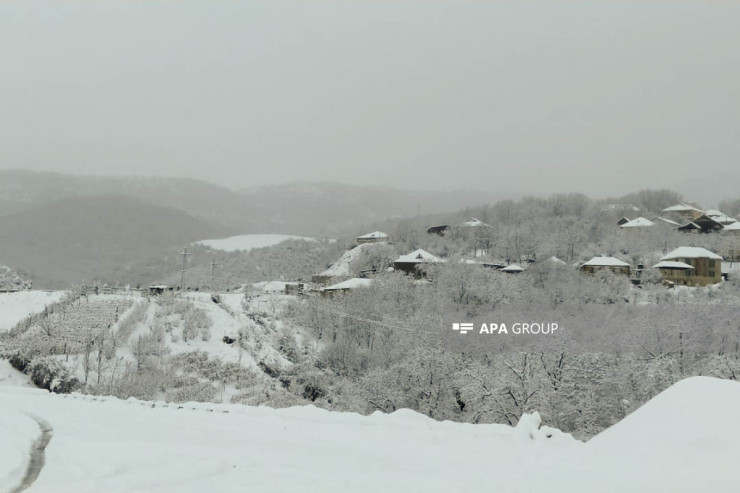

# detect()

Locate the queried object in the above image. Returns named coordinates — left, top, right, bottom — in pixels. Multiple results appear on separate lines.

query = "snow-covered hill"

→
left=0, top=376, right=738, bottom=492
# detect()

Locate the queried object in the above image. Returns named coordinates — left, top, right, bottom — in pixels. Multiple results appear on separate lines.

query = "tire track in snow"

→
left=10, top=416, right=52, bottom=493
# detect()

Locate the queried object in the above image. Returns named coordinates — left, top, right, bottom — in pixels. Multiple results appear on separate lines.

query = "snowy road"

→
left=1, top=377, right=739, bottom=492
left=10, top=416, right=52, bottom=493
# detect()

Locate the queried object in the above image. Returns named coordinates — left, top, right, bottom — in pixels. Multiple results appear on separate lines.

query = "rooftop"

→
left=357, top=231, right=389, bottom=239
left=653, top=261, right=694, bottom=270
left=395, top=249, right=443, bottom=263
left=459, top=217, right=491, bottom=228
left=662, top=203, right=702, bottom=213
left=661, top=247, right=723, bottom=261
left=620, top=217, right=655, bottom=228
left=322, top=278, right=373, bottom=291
left=652, top=217, right=680, bottom=227
left=582, top=256, right=631, bottom=267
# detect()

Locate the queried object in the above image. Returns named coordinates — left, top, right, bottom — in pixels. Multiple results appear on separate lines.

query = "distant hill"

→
left=236, top=182, right=495, bottom=236
left=0, top=196, right=232, bottom=288
left=0, top=171, right=495, bottom=236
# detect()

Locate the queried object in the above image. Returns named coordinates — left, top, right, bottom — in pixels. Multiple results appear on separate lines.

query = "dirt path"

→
left=10, top=416, right=53, bottom=493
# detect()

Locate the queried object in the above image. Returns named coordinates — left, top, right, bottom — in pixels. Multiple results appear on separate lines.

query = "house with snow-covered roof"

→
left=320, top=278, right=373, bottom=298
left=662, top=203, right=703, bottom=221
left=703, top=210, right=737, bottom=224
left=704, top=211, right=737, bottom=225
left=677, top=221, right=702, bottom=234
left=579, top=256, right=631, bottom=276
left=356, top=231, right=389, bottom=245
left=689, top=214, right=726, bottom=234
left=393, top=249, right=443, bottom=276
left=722, top=222, right=740, bottom=235
left=654, top=247, right=722, bottom=286
left=459, top=217, right=491, bottom=228
left=620, top=217, right=655, bottom=229
left=651, top=217, right=680, bottom=229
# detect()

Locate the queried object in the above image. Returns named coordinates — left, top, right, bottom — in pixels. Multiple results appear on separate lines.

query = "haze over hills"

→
left=0, top=170, right=496, bottom=236
left=0, top=196, right=231, bottom=288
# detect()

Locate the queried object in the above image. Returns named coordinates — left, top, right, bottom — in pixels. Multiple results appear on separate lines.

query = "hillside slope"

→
left=0, top=171, right=495, bottom=236
left=0, top=196, right=231, bottom=288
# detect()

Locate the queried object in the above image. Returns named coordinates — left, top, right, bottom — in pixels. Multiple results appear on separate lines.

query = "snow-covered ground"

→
left=0, top=385, right=575, bottom=493
left=0, top=291, right=66, bottom=332
left=195, top=234, right=316, bottom=252
left=0, top=359, right=35, bottom=388
left=0, top=376, right=738, bottom=492
left=318, top=242, right=379, bottom=277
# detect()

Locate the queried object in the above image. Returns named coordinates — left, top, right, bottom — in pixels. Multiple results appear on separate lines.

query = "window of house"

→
left=685, top=270, right=691, bottom=277
left=709, top=270, right=716, bottom=277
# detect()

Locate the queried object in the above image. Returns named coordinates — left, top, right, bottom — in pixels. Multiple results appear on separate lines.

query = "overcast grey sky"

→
left=1, top=1, right=739, bottom=199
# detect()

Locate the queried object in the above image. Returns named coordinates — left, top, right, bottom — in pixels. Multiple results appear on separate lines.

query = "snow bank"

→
left=0, top=359, right=34, bottom=388
left=1, top=374, right=738, bottom=492
left=556, top=376, right=740, bottom=492
left=195, top=234, right=316, bottom=252
left=0, top=290, right=66, bottom=332
left=0, top=388, right=576, bottom=492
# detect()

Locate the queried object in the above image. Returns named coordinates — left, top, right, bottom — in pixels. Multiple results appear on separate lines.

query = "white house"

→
left=320, top=278, right=373, bottom=297
left=655, top=247, right=722, bottom=286
left=620, top=217, right=655, bottom=228
left=580, top=257, right=631, bottom=275
left=393, top=249, right=443, bottom=275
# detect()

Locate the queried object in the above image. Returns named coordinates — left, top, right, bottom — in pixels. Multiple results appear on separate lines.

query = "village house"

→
left=320, top=278, right=372, bottom=298
left=619, top=217, right=655, bottom=229
left=722, top=222, right=740, bottom=235
left=393, top=249, right=443, bottom=276
left=427, top=225, right=450, bottom=236
left=579, top=257, right=631, bottom=276
left=705, top=210, right=737, bottom=225
left=653, top=246, right=723, bottom=286
left=459, top=217, right=491, bottom=228
left=651, top=216, right=680, bottom=228
left=616, top=217, right=631, bottom=226
left=689, top=214, right=725, bottom=234
left=677, top=222, right=702, bottom=234
left=501, top=264, right=524, bottom=274
left=148, top=285, right=172, bottom=296
left=356, top=231, right=389, bottom=245
left=662, top=203, right=703, bottom=222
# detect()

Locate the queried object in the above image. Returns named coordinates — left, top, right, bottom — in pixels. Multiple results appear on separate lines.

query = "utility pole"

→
left=180, top=247, right=190, bottom=291
left=210, top=256, right=217, bottom=293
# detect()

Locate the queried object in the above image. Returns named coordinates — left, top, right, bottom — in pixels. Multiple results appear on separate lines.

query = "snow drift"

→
left=0, top=376, right=738, bottom=492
